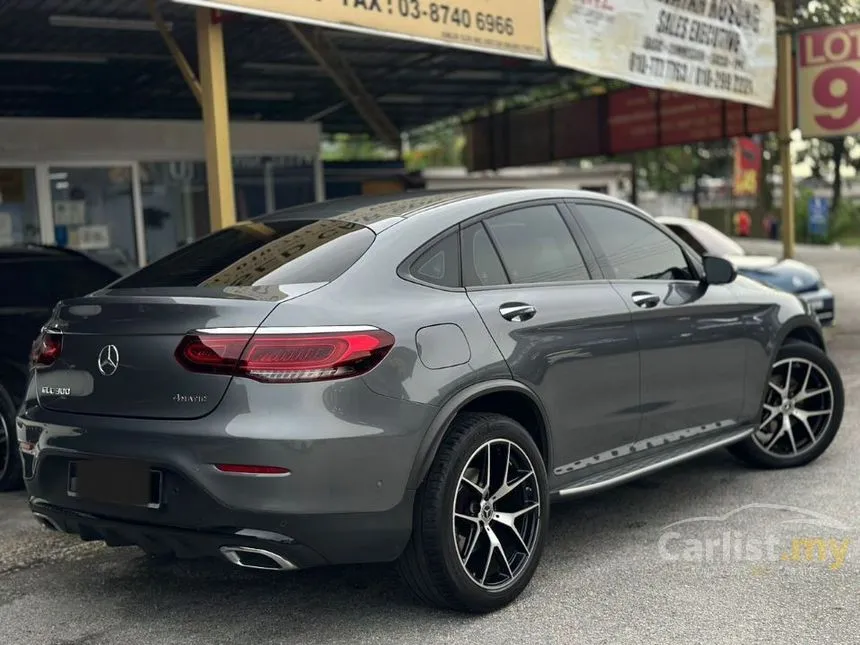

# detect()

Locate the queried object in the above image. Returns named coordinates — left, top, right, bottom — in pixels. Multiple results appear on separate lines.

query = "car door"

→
left=461, top=201, right=641, bottom=482
left=570, top=199, right=749, bottom=442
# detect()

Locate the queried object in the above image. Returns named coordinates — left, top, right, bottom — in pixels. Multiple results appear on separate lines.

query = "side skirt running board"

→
left=552, top=426, right=755, bottom=499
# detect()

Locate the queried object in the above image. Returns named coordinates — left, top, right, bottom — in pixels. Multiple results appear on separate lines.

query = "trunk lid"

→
left=34, top=284, right=321, bottom=419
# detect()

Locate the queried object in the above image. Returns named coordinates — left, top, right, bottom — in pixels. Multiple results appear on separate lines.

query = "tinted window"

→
left=679, top=220, right=745, bottom=256
left=0, top=258, right=116, bottom=308
left=112, top=219, right=374, bottom=289
left=484, top=206, right=590, bottom=284
left=576, top=204, right=694, bottom=281
left=461, top=223, right=508, bottom=287
left=665, top=224, right=707, bottom=255
left=410, top=232, right=461, bottom=288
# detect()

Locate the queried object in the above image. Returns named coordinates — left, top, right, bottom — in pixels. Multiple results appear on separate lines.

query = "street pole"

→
left=777, top=0, right=795, bottom=259
left=196, top=7, right=237, bottom=233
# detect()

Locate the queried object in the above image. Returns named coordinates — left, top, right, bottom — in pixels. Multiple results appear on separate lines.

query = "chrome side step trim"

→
left=554, top=426, right=754, bottom=498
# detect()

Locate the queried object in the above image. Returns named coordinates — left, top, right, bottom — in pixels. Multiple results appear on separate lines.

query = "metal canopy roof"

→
left=0, top=0, right=574, bottom=134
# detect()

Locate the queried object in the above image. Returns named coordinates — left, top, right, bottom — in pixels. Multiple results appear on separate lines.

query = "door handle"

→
left=631, top=291, right=660, bottom=309
left=499, top=302, right=537, bottom=322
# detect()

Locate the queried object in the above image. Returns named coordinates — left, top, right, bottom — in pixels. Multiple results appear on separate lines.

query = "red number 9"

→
left=811, top=66, right=860, bottom=132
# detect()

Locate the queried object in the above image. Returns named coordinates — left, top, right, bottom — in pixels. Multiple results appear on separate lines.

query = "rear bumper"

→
left=28, top=492, right=415, bottom=568
left=797, top=287, right=835, bottom=326
left=15, top=379, right=435, bottom=566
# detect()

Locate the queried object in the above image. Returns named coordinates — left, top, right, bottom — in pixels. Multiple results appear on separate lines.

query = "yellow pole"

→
left=196, top=7, right=236, bottom=232
left=777, top=3, right=795, bottom=259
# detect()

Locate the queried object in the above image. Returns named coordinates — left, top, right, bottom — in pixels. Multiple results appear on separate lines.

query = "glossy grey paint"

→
left=17, top=188, right=824, bottom=567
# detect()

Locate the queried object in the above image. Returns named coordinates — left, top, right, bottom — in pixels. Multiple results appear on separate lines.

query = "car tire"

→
left=398, top=412, right=549, bottom=613
left=0, top=382, right=23, bottom=492
left=728, top=340, right=844, bottom=469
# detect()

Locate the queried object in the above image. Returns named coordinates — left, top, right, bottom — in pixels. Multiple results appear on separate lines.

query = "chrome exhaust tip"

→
left=219, top=546, right=297, bottom=571
left=32, top=513, right=62, bottom=532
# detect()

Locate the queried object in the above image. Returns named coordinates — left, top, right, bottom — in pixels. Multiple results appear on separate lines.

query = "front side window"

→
left=575, top=204, right=694, bottom=281
left=664, top=224, right=707, bottom=255
left=483, top=205, right=590, bottom=284
left=111, top=219, right=374, bottom=289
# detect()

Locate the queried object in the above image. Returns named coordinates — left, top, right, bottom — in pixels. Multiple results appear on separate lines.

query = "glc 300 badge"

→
left=97, top=344, right=120, bottom=376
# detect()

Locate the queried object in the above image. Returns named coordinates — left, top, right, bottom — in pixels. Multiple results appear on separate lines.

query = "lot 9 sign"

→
left=797, top=24, right=860, bottom=138
left=172, top=0, right=547, bottom=60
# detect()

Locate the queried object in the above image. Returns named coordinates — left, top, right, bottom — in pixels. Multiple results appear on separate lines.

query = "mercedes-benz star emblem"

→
left=97, top=344, right=120, bottom=376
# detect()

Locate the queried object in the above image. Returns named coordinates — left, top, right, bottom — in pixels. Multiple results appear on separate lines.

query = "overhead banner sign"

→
left=173, top=0, right=547, bottom=60
left=547, top=0, right=777, bottom=108
left=797, top=24, right=860, bottom=139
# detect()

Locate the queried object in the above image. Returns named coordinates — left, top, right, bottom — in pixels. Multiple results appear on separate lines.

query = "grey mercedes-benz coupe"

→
left=16, top=189, right=844, bottom=613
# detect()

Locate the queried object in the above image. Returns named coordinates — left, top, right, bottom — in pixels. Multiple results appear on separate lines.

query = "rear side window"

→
left=112, top=219, right=374, bottom=288
left=483, top=205, right=590, bottom=284
left=410, top=232, right=461, bottom=288
left=461, top=223, right=509, bottom=287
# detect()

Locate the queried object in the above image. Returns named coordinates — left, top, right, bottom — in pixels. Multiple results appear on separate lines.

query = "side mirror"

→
left=702, top=255, right=736, bottom=285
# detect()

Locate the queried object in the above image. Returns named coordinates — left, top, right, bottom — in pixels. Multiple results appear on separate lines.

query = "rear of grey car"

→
left=19, top=196, right=494, bottom=571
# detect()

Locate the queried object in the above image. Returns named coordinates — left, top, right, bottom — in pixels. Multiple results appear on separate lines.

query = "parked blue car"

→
left=658, top=216, right=834, bottom=326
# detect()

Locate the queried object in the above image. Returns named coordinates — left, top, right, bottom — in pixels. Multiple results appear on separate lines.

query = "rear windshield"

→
left=113, top=219, right=374, bottom=288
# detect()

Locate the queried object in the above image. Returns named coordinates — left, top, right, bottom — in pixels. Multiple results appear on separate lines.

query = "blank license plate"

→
left=810, top=300, right=825, bottom=311
left=71, top=459, right=156, bottom=507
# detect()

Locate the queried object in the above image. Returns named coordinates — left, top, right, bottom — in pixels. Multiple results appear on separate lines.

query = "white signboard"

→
left=75, top=225, right=111, bottom=250
left=0, top=212, right=12, bottom=239
left=548, top=0, right=777, bottom=108
left=53, top=200, right=87, bottom=226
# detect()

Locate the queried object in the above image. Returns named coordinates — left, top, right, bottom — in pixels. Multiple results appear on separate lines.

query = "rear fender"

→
left=406, top=379, right=552, bottom=489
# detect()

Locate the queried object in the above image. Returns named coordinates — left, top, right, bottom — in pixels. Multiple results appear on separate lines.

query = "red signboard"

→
left=609, top=88, right=659, bottom=154
left=659, top=93, right=723, bottom=147
left=553, top=98, right=602, bottom=160
left=465, top=76, right=787, bottom=170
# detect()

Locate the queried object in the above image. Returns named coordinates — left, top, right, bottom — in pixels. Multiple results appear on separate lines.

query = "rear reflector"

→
left=175, top=328, right=395, bottom=383
left=29, top=331, right=62, bottom=369
left=214, top=464, right=291, bottom=475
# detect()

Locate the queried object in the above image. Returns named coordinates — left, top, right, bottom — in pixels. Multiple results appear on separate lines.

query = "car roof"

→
left=256, top=188, right=636, bottom=227
left=0, top=244, right=120, bottom=271
left=656, top=216, right=709, bottom=227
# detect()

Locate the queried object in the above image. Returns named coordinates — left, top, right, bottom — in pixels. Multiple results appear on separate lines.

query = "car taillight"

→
left=29, top=331, right=62, bottom=368
left=175, top=329, right=395, bottom=383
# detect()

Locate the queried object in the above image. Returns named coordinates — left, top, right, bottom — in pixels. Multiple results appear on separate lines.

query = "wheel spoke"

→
left=493, top=503, right=539, bottom=556
left=768, top=380, right=786, bottom=397
left=461, top=524, right=483, bottom=565
left=792, top=411, right=818, bottom=444
left=483, top=443, right=492, bottom=494
left=480, top=541, right=496, bottom=585
left=785, top=360, right=793, bottom=394
left=760, top=404, right=780, bottom=429
left=459, top=476, right=484, bottom=497
left=800, top=362, right=812, bottom=395
left=765, top=416, right=790, bottom=450
left=800, top=408, right=832, bottom=417
left=455, top=512, right=480, bottom=525
left=485, top=524, right=513, bottom=579
left=785, top=417, right=799, bottom=454
left=490, top=471, right=534, bottom=503
left=795, top=386, right=830, bottom=403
